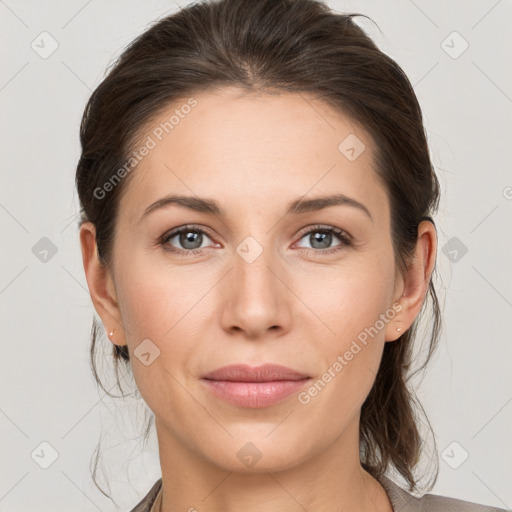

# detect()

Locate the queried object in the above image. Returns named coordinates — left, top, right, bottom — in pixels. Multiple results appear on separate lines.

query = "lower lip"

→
left=201, top=378, right=311, bottom=408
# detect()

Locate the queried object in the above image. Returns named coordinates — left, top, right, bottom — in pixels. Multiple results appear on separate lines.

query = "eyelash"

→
left=159, top=224, right=353, bottom=256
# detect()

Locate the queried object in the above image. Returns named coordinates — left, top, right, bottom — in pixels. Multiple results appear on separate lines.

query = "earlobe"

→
left=384, top=300, right=405, bottom=342
left=79, top=222, right=125, bottom=345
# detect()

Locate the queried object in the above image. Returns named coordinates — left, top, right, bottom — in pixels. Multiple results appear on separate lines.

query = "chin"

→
left=196, top=432, right=314, bottom=474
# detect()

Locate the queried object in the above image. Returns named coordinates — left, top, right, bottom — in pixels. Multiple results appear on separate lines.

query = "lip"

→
left=201, top=364, right=311, bottom=408
left=202, top=363, right=309, bottom=382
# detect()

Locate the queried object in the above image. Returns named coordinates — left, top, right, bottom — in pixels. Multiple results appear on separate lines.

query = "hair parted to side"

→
left=75, top=0, right=442, bottom=498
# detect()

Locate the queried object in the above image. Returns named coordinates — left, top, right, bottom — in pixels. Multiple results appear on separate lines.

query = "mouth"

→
left=201, top=363, right=310, bottom=382
left=201, top=363, right=311, bottom=408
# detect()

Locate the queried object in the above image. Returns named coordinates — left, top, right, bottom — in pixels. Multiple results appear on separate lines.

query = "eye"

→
left=294, top=225, right=352, bottom=255
left=159, top=224, right=352, bottom=256
left=160, top=225, right=217, bottom=255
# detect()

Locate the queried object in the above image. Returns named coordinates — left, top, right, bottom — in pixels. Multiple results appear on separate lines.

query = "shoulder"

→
left=127, top=475, right=510, bottom=512
left=128, top=478, right=162, bottom=512
left=377, top=474, right=510, bottom=512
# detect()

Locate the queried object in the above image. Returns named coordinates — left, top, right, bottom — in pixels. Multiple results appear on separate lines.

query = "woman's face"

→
left=90, top=87, right=408, bottom=472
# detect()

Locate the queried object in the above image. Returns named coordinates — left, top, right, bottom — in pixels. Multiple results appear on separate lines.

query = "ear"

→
left=385, top=220, right=437, bottom=342
left=79, top=222, right=126, bottom=346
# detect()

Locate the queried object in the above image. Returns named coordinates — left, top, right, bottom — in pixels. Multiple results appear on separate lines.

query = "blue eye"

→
left=160, top=225, right=215, bottom=254
left=159, top=224, right=352, bottom=256
left=295, top=225, right=352, bottom=254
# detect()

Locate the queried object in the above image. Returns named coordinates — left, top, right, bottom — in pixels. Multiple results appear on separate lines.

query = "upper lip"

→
left=202, top=364, right=310, bottom=382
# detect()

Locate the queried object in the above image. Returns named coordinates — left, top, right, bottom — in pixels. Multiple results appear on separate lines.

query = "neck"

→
left=155, top=417, right=393, bottom=512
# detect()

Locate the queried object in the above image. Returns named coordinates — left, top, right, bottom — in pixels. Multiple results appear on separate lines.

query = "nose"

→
left=219, top=240, right=292, bottom=340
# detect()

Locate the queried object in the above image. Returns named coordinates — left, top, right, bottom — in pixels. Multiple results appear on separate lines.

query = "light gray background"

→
left=1, top=1, right=511, bottom=511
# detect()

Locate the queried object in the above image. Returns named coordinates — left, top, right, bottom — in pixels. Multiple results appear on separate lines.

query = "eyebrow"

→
left=139, top=193, right=373, bottom=223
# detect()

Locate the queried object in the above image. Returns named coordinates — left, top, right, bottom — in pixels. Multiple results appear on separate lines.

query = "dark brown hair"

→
left=76, top=0, right=441, bottom=498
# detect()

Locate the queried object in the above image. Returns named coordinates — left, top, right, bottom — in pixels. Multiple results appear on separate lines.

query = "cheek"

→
left=112, top=256, right=214, bottom=399
left=300, top=257, right=396, bottom=343
left=117, top=280, right=168, bottom=340
left=296, top=258, right=395, bottom=406
left=116, top=274, right=194, bottom=414
left=114, top=251, right=204, bottom=340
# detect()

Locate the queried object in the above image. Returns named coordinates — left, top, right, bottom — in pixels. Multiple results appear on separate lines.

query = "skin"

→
left=80, top=86, right=437, bottom=512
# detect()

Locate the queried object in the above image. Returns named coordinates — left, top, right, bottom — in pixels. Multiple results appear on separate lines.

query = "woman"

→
left=76, top=0, right=508, bottom=510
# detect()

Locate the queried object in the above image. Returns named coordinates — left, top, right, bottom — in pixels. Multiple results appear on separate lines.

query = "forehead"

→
left=118, top=87, right=388, bottom=224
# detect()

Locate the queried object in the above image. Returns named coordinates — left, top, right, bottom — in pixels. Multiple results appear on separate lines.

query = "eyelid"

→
left=295, top=224, right=353, bottom=243
left=292, top=224, right=353, bottom=254
left=159, top=224, right=217, bottom=251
